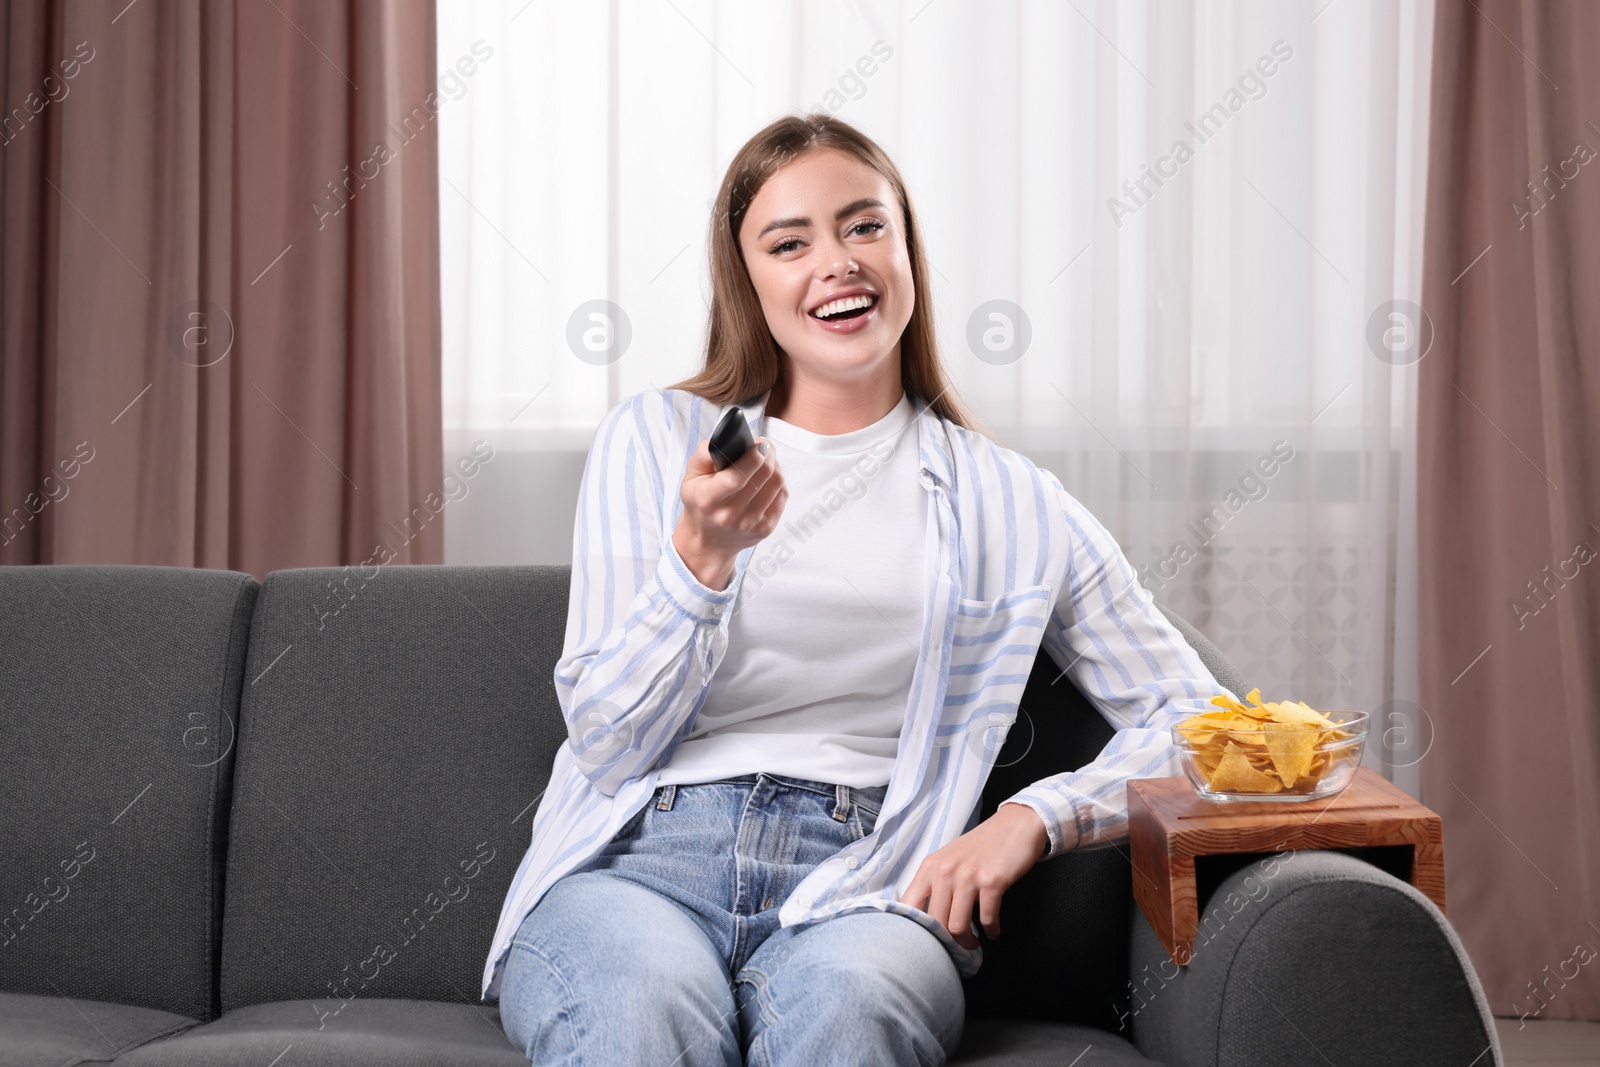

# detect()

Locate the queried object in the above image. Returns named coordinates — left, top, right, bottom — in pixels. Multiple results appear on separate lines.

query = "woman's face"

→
left=737, top=148, right=914, bottom=388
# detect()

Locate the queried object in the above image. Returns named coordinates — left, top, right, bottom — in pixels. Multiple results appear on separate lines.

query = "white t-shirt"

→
left=654, top=391, right=927, bottom=789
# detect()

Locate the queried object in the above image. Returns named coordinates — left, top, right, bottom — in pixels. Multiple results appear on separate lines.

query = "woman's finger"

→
left=978, top=884, right=1002, bottom=940
left=947, top=881, right=977, bottom=942
left=899, top=872, right=929, bottom=911
left=925, top=879, right=954, bottom=940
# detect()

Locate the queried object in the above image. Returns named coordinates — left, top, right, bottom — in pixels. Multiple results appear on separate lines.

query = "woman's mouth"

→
left=808, top=294, right=879, bottom=334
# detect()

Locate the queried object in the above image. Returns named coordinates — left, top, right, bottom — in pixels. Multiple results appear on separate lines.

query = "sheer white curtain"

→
left=438, top=0, right=1436, bottom=794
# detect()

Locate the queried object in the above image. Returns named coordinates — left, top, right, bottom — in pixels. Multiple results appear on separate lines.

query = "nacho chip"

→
left=1211, top=689, right=1273, bottom=720
left=1264, top=701, right=1335, bottom=728
left=1209, top=693, right=1249, bottom=715
left=1207, top=742, right=1284, bottom=793
left=1175, top=713, right=1246, bottom=745
left=1261, top=724, right=1318, bottom=787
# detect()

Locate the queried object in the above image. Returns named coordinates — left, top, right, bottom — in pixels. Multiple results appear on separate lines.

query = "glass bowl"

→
left=1171, top=709, right=1369, bottom=802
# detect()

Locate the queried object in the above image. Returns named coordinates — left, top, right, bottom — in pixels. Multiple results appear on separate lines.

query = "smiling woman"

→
left=483, top=112, right=1239, bottom=1067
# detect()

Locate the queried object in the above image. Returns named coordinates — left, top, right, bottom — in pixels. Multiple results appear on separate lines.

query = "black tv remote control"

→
left=709, top=407, right=756, bottom=471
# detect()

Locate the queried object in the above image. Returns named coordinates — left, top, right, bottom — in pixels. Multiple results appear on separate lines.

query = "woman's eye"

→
left=768, top=220, right=886, bottom=256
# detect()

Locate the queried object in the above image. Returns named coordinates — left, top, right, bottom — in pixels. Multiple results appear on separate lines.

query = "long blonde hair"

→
left=666, top=113, right=988, bottom=437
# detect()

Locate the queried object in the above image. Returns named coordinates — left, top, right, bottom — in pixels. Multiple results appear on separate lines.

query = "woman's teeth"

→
left=812, top=295, right=876, bottom=319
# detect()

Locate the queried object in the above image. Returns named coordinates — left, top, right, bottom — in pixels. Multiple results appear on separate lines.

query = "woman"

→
left=484, top=113, right=1228, bottom=1065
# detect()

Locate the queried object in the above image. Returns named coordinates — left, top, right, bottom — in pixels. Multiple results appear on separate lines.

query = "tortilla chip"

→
left=1266, top=701, right=1336, bottom=728
left=1207, top=742, right=1284, bottom=793
left=1175, top=714, right=1247, bottom=745
left=1261, top=724, right=1319, bottom=787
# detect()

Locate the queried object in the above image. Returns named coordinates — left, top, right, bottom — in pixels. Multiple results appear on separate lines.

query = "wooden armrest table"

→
left=1128, top=767, right=1446, bottom=966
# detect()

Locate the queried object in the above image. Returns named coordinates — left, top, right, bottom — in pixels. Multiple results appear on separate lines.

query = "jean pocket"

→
left=848, top=798, right=881, bottom=843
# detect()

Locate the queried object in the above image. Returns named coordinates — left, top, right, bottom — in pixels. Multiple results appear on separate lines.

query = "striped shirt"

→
left=481, top=385, right=1233, bottom=1000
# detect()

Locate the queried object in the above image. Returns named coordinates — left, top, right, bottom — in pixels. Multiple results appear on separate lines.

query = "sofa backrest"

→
left=218, top=565, right=568, bottom=1016
left=966, top=604, right=1247, bottom=1031
left=0, top=565, right=257, bottom=1022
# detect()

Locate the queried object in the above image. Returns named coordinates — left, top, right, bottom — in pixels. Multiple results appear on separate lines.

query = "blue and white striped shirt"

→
left=481, top=385, right=1232, bottom=1000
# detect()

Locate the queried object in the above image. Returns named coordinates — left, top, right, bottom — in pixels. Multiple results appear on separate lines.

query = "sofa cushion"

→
left=0, top=565, right=257, bottom=1022
left=951, top=1018, right=1160, bottom=1065
left=125, top=998, right=526, bottom=1066
left=0, top=991, right=200, bottom=1067
left=219, top=566, right=568, bottom=1012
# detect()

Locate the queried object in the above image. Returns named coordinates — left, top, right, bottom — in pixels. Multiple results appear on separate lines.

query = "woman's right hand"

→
left=671, top=436, right=787, bottom=591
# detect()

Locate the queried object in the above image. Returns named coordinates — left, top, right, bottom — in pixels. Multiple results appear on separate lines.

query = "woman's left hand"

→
left=898, top=803, right=1049, bottom=949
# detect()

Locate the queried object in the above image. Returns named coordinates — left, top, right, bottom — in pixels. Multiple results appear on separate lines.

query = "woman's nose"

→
left=818, top=244, right=858, bottom=280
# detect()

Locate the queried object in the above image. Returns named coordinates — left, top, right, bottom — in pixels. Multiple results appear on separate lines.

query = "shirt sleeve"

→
left=553, top=393, right=736, bottom=796
left=996, top=470, right=1240, bottom=860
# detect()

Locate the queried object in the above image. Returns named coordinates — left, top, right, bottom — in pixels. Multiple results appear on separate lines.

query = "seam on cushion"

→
left=83, top=1015, right=203, bottom=1064
left=221, top=574, right=280, bottom=1014
left=202, top=574, right=258, bottom=1023
left=1211, top=869, right=1468, bottom=1065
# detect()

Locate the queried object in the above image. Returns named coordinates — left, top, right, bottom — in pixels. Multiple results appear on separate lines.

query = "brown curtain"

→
left=1, top=0, right=442, bottom=579
left=1421, top=0, right=1600, bottom=1024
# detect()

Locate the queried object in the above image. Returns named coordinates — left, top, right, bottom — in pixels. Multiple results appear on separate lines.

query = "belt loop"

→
left=833, top=783, right=850, bottom=822
left=657, top=783, right=677, bottom=811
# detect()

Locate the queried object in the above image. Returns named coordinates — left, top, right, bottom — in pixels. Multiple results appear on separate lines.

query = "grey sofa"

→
left=0, top=564, right=1502, bottom=1066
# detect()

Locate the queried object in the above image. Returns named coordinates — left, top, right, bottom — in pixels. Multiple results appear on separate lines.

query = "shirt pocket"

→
left=951, top=584, right=1053, bottom=650
left=945, top=584, right=1054, bottom=755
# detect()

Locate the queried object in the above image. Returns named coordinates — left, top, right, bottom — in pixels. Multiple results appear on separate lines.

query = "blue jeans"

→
left=499, top=771, right=965, bottom=1066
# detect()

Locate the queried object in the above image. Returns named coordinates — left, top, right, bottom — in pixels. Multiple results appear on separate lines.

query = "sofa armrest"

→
left=1125, top=850, right=1502, bottom=1067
